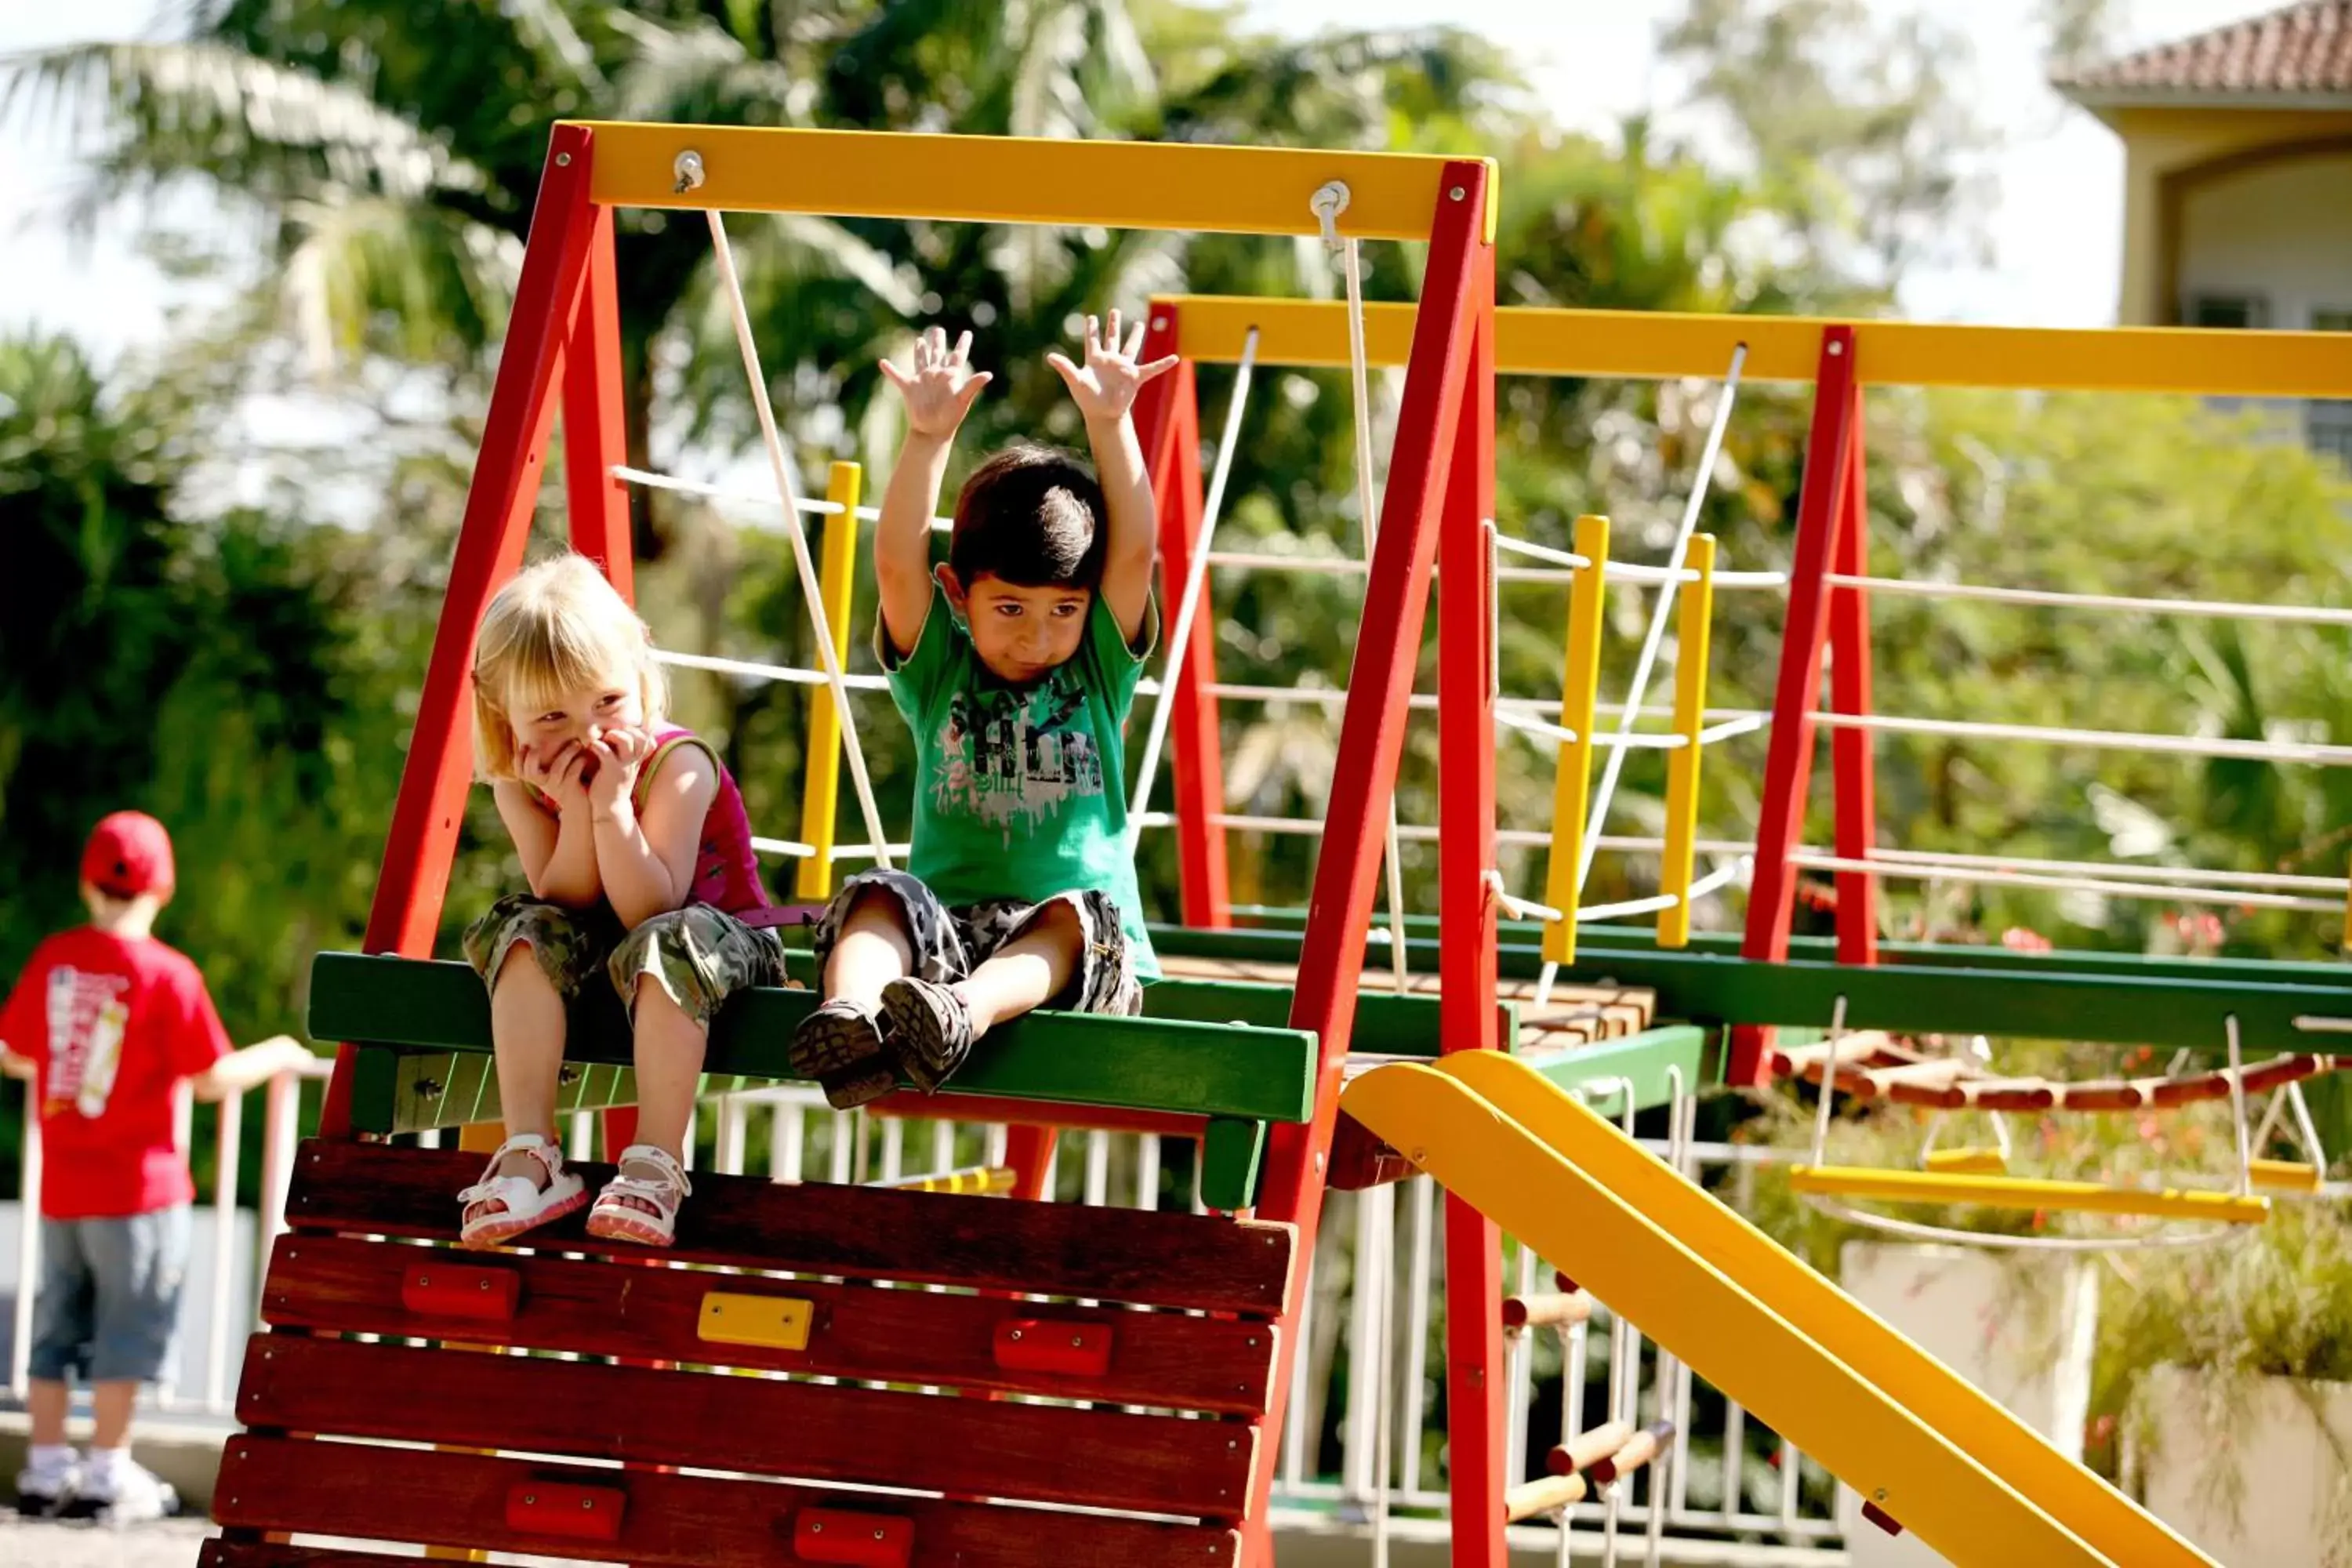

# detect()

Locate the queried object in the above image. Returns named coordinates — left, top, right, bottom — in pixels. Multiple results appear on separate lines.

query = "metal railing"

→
left=2, top=1068, right=1840, bottom=1558
left=7, top=1058, right=333, bottom=1416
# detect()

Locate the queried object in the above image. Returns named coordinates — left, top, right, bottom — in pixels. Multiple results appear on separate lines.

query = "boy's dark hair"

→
left=950, top=443, right=1109, bottom=590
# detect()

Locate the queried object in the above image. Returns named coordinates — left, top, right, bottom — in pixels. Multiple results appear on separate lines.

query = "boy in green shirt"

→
left=793, top=313, right=1176, bottom=1109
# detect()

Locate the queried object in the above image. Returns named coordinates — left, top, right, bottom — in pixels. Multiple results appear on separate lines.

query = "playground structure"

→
left=189, top=118, right=2352, bottom=1568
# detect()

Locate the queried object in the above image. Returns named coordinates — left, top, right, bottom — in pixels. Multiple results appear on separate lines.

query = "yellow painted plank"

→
left=1432, top=1053, right=2213, bottom=1567
left=794, top=461, right=863, bottom=901
left=1340, top=1059, right=2116, bottom=1566
left=699, top=1290, right=815, bottom=1352
left=1156, top=295, right=2352, bottom=397
left=1657, top=534, right=1713, bottom=949
left=576, top=122, right=1493, bottom=240
left=1540, top=517, right=1607, bottom=964
left=1923, top=1147, right=2010, bottom=1175
left=1788, top=1164, right=2270, bottom=1224
left=2249, top=1158, right=2321, bottom=1194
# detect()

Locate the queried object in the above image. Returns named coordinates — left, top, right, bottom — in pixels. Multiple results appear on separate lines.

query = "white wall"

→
left=2176, top=149, right=2352, bottom=332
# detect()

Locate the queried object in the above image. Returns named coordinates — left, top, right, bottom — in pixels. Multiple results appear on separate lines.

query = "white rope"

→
left=1487, top=529, right=1784, bottom=589
left=2227, top=1015, right=2254, bottom=1196
left=751, top=836, right=906, bottom=863
left=750, top=837, right=816, bottom=858
left=1495, top=709, right=1690, bottom=751
left=1578, top=891, right=1679, bottom=924
left=1826, top=572, right=2352, bottom=628
left=1488, top=533, right=1592, bottom=572
left=1788, top=851, right=2343, bottom=913
left=1206, top=550, right=1367, bottom=575
left=1809, top=710, right=2352, bottom=765
left=1128, top=328, right=1258, bottom=847
left=615, top=463, right=952, bottom=532
left=1864, top=844, right=2350, bottom=895
left=656, top=649, right=892, bottom=691
left=703, top=209, right=895, bottom=870
left=1801, top=1196, right=2246, bottom=1252
left=1697, top=713, right=1771, bottom=745
left=1811, top=996, right=1848, bottom=1165
left=1579, top=344, right=1748, bottom=892
left=1329, top=200, right=1410, bottom=995
left=1485, top=872, right=1565, bottom=925
left=1535, top=347, right=1745, bottom=1004
left=1134, top=811, right=1757, bottom=860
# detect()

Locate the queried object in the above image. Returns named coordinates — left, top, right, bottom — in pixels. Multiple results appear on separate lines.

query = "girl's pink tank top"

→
left=528, top=726, right=774, bottom=917
left=644, top=728, right=772, bottom=916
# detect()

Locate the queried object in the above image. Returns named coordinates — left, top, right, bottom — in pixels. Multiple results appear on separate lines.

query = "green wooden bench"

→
left=310, top=952, right=1324, bottom=1209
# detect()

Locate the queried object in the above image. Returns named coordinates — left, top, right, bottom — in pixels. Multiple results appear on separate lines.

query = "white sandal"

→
left=458, top=1133, right=588, bottom=1249
left=586, top=1143, right=692, bottom=1247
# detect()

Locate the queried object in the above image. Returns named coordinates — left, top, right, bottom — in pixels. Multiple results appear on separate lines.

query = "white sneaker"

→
left=81, top=1458, right=178, bottom=1523
left=13, top=1458, right=80, bottom=1518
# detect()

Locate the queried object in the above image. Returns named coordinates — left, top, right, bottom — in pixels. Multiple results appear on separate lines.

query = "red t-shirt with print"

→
left=1, top=927, right=231, bottom=1218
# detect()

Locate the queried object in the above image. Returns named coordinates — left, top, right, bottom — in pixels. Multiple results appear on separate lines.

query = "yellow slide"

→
left=1340, top=1053, right=2216, bottom=1568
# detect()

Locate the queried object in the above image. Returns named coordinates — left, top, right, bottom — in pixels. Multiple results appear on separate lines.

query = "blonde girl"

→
left=456, top=554, right=782, bottom=1248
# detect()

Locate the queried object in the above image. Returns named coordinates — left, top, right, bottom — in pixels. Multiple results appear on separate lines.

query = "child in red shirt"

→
left=1, top=812, right=312, bottom=1522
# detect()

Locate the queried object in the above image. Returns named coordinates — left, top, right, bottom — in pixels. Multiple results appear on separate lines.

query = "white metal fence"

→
left=3, top=1070, right=1840, bottom=1559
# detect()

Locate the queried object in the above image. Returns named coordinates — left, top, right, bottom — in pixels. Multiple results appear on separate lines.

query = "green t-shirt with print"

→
left=879, top=584, right=1160, bottom=976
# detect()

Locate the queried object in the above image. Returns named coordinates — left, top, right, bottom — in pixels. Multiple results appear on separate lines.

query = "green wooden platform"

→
left=311, top=953, right=1325, bottom=1208
left=1156, top=922, right=2352, bottom=1057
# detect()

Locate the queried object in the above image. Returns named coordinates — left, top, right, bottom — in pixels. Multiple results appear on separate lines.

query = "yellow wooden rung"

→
left=2249, top=1158, right=2322, bottom=1193
left=1788, top=1165, right=2270, bottom=1225
left=1923, top=1148, right=2009, bottom=1176
left=698, top=1290, right=815, bottom=1351
left=880, top=1164, right=1018, bottom=1196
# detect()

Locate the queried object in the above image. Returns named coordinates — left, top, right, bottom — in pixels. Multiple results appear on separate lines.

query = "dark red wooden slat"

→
left=202, top=1546, right=424, bottom=1568
left=212, top=1436, right=1240, bottom=1567
left=281, top=1138, right=1290, bottom=1316
left=237, top=1334, right=1254, bottom=1519
left=263, top=1234, right=1277, bottom=1414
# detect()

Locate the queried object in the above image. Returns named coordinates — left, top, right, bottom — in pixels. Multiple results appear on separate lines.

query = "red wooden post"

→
left=1728, top=325, right=1860, bottom=1088
left=321, top=125, right=606, bottom=1139
left=1242, top=162, right=1493, bottom=1567
left=1436, top=251, right=1506, bottom=1567
left=1827, top=382, right=1880, bottom=965
left=564, top=204, right=634, bottom=600
left=1134, top=304, right=1231, bottom=927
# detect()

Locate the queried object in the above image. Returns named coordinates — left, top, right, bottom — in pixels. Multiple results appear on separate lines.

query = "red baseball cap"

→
left=82, top=811, right=176, bottom=898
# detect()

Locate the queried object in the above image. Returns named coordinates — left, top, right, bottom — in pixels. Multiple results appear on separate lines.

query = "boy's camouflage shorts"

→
left=463, top=893, right=788, bottom=1027
left=809, top=869, right=1142, bottom=1018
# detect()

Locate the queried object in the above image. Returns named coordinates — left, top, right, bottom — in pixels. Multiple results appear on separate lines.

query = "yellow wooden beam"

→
left=1540, top=516, right=1608, bottom=964
left=576, top=122, right=1497, bottom=240
left=1657, top=533, right=1714, bottom=949
left=795, top=461, right=863, bottom=902
left=1417, top=1051, right=2213, bottom=1568
left=1788, top=1164, right=2270, bottom=1225
left=1154, top=295, right=2352, bottom=397
left=1339, top=1059, right=2121, bottom=1566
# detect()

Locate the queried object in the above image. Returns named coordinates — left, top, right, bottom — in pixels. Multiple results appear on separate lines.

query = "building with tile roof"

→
left=2056, top=3, right=2349, bottom=461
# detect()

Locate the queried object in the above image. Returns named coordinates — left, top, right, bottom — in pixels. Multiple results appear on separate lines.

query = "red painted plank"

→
left=321, top=124, right=604, bottom=1138
left=1436, top=261, right=1508, bottom=1568
left=1135, top=303, right=1231, bottom=927
left=212, top=1436, right=1240, bottom=1566
left=1247, top=161, right=1494, bottom=1568
left=262, top=1234, right=1277, bottom=1414
left=1731, top=325, right=1859, bottom=1087
left=280, top=1138, right=1291, bottom=1316
left=1828, top=390, right=1879, bottom=965
left=235, top=1335, right=1255, bottom=1519
left=563, top=204, right=635, bottom=600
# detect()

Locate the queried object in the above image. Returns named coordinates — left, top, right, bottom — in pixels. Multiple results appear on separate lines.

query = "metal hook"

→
left=673, top=150, right=706, bottom=195
left=1309, top=179, right=1351, bottom=253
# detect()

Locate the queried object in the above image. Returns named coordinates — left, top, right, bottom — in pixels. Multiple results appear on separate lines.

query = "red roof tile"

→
left=2055, top=1, right=2352, bottom=97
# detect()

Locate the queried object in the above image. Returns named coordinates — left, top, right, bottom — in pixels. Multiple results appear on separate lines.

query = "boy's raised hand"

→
left=880, top=326, right=991, bottom=440
left=1047, top=310, right=1179, bottom=425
